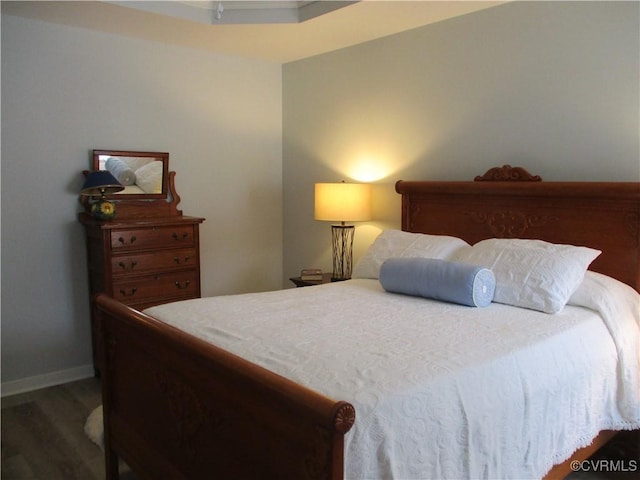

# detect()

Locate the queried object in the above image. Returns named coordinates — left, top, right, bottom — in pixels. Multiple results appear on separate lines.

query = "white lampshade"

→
left=314, top=182, right=371, bottom=222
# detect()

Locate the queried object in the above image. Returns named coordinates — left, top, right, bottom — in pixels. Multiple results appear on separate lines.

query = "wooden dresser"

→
left=79, top=214, right=204, bottom=310
left=79, top=150, right=205, bottom=372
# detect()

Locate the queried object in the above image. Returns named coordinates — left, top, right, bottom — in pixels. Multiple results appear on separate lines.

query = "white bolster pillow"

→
left=379, top=258, right=496, bottom=307
left=105, top=157, right=136, bottom=186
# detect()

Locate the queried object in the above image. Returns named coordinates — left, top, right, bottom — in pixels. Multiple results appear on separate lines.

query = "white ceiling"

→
left=120, top=1, right=360, bottom=24
left=2, top=1, right=505, bottom=63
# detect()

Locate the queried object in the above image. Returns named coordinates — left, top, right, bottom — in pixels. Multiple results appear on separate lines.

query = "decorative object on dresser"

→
left=314, top=181, right=371, bottom=281
left=80, top=170, right=125, bottom=220
left=78, top=150, right=205, bottom=373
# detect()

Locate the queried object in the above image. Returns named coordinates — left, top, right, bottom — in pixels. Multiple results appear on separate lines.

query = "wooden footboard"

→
left=94, top=294, right=355, bottom=480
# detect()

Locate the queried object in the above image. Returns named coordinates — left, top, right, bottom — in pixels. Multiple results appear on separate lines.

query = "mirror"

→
left=92, top=150, right=169, bottom=199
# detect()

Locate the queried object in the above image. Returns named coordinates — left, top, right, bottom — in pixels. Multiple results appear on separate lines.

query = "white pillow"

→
left=352, top=230, right=470, bottom=279
left=452, top=238, right=601, bottom=314
left=105, top=157, right=136, bottom=186
left=135, top=161, right=163, bottom=194
left=124, top=157, right=154, bottom=172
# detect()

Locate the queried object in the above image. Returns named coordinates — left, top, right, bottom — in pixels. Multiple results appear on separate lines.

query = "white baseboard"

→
left=1, top=365, right=96, bottom=397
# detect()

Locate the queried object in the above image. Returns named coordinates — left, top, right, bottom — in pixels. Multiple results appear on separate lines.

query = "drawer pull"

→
left=118, top=261, right=137, bottom=271
left=173, top=256, right=191, bottom=264
left=118, top=236, right=137, bottom=245
left=119, top=287, right=137, bottom=297
left=172, top=232, right=189, bottom=241
left=175, top=280, right=191, bottom=289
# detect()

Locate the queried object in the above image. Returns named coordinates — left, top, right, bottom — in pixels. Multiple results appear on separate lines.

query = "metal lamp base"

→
left=330, top=224, right=355, bottom=281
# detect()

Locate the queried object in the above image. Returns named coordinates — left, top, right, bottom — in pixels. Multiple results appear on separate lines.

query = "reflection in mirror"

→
left=92, top=150, right=168, bottom=198
left=98, top=155, right=162, bottom=194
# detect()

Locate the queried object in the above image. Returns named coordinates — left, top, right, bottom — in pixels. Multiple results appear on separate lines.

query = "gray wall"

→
left=1, top=13, right=283, bottom=392
left=283, top=1, right=639, bottom=280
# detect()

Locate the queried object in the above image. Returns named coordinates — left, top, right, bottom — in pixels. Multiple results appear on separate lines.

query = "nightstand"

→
left=289, top=272, right=334, bottom=287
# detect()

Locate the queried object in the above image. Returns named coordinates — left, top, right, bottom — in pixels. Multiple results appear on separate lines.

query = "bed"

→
left=93, top=165, right=639, bottom=480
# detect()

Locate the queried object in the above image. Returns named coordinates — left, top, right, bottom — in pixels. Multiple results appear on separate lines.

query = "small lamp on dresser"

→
left=80, top=170, right=124, bottom=220
left=315, top=181, right=371, bottom=281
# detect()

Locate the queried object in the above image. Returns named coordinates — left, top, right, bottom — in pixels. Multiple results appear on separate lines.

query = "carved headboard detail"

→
left=474, top=164, right=542, bottom=182
left=466, top=210, right=559, bottom=238
left=396, top=167, right=640, bottom=291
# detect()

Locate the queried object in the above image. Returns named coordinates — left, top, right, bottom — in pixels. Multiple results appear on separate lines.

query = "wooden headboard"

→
left=396, top=166, right=640, bottom=292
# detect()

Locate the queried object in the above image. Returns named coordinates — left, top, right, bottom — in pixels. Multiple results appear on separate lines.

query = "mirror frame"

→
left=93, top=149, right=169, bottom=199
left=82, top=149, right=182, bottom=219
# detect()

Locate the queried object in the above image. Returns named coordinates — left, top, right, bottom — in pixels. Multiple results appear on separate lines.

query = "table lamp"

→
left=80, top=170, right=125, bottom=220
left=315, top=182, right=371, bottom=281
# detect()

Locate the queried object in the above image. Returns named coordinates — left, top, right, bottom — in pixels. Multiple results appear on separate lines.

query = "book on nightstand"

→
left=300, top=268, right=323, bottom=281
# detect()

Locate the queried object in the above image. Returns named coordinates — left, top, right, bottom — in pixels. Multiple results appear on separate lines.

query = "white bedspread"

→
left=145, top=273, right=640, bottom=480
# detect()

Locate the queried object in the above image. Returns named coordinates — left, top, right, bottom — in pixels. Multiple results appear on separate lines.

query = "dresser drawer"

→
left=110, top=225, right=195, bottom=251
left=112, top=270, right=199, bottom=304
left=111, top=248, right=197, bottom=276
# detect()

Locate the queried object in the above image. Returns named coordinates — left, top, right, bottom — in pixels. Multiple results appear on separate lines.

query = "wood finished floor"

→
left=2, top=377, right=105, bottom=479
left=1, top=377, right=638, bottom=479
left=1, top=377, right=135, bottom=480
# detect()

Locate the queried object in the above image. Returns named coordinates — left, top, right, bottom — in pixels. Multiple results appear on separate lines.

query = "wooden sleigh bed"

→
left=93, top=166, right=639, bottom=480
